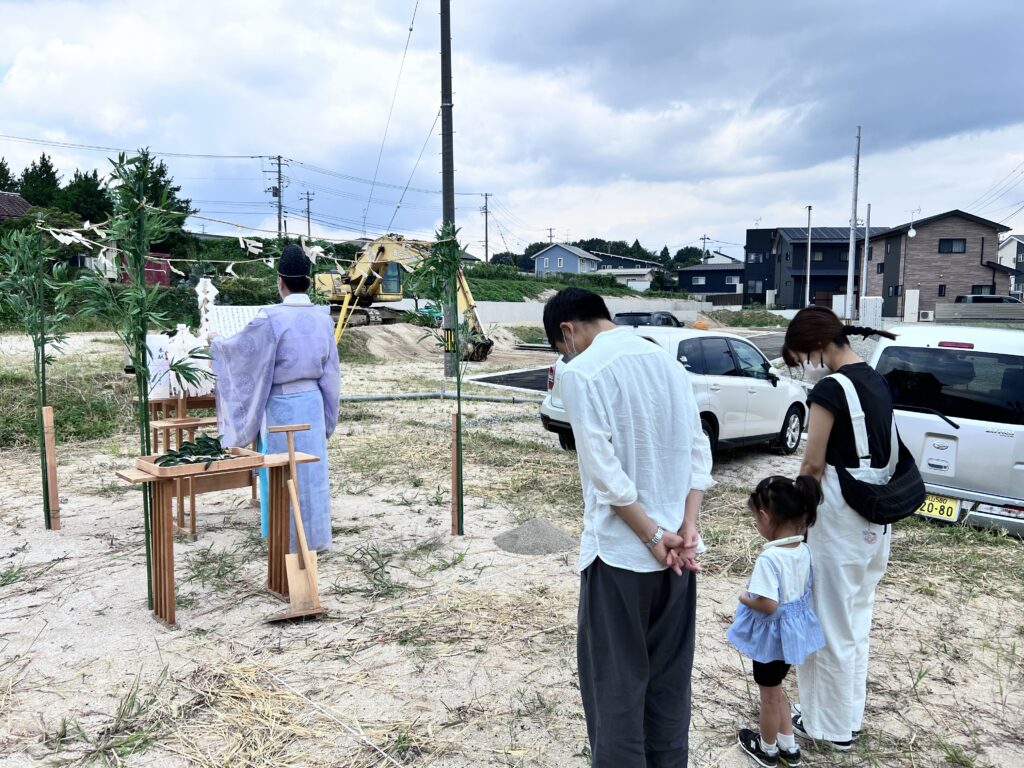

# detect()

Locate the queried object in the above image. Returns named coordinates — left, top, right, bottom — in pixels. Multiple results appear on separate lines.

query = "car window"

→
left=731, top=340, right=770, bottom=380
left=678, top=339, right=705, bottom=374
left=700, top=337, right=737, bottom=376
left=875, top=346, right=1024, bottom=425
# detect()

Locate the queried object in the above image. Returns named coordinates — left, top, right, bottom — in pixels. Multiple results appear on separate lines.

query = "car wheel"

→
left=558, top=432, right=576, bottom=451
left=700, top=416, right=718, bottom=454
left=777, top=406, right=803, bottom=455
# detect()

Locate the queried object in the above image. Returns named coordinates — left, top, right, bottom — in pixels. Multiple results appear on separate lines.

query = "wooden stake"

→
left=42, top=406, right=60, bottom=530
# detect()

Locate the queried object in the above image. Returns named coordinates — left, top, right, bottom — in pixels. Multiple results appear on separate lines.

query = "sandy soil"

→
left=0, top=325, right=1021, bottom=767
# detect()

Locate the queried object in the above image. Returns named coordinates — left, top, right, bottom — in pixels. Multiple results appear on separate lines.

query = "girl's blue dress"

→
left=727, top=554, right=825, bottom=665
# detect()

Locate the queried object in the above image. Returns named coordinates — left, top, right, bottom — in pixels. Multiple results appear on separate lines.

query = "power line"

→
left=0, top=132, right=264, bottom=159
left=965, top=159, right=1024, bottom=211
left=388, top=109, right=441, bottom=231
left=364, top=0, right=421, bottom=235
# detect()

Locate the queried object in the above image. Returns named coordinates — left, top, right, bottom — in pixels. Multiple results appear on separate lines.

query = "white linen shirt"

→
left=561, top=327, right=714, bottom=573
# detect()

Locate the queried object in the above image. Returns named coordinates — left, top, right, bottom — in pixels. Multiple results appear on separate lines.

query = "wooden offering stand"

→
left=117, top=448, right=318, bottom=626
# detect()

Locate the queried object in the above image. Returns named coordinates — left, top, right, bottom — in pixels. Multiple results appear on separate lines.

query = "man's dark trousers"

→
left=578, top=557, right=697, bottom=767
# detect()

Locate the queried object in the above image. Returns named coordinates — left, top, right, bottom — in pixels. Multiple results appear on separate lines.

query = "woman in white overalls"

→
left=781, top=306, right=897, bottom=752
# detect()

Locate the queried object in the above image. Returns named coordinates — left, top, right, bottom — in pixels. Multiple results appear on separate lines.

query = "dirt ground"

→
left=1, top=326, right=1022, bottom=767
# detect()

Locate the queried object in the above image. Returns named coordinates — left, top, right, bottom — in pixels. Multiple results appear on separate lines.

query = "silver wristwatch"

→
left=644, top=526, right=665, bottom=549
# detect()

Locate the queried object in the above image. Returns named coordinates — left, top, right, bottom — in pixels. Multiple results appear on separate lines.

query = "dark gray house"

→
left=532, top=243, right=602, bottom=275
left=766, top=226, right=889, bottom=309
left=677, top=262, right=744, bottom=298
left=743, top=228, right=775, bottom=305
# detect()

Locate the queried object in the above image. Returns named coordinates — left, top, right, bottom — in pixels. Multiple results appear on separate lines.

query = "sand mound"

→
left=494, top=517, right=575, bottom=555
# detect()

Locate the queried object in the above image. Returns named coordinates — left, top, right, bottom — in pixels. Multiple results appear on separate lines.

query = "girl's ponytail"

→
left=843, top=325, right=897, bottom=341
left=793, top=475, right=823, bottom=529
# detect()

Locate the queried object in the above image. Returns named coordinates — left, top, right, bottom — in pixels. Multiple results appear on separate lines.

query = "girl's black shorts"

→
left=753, top=660, right=790, bottom=687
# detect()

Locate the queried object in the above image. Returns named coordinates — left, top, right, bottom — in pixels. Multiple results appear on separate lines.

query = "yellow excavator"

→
left=315, top=234, right=494, bottom=362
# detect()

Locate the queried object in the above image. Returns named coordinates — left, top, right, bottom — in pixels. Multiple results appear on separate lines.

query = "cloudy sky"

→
left=2, top=0, right=1023, bottom=258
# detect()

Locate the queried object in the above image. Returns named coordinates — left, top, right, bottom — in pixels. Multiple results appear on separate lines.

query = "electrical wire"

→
left=363, top=0, right=421, bottom=234
left=0, top=132, right=264, bottom=159
left=387, top=109, right=441, bottom=230
left=965, top=159, right=1024, bottom=212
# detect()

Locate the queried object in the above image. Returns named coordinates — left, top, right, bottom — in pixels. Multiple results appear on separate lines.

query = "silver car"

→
left=869, top=325, right=1024, bottom=536
left=540, top=327, right=806, bottom=455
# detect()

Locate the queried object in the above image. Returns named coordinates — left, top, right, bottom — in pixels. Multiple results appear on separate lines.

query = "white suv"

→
left=869, top=325, right=1024, bottom=536
left=539, top=327, right=807, bottom=454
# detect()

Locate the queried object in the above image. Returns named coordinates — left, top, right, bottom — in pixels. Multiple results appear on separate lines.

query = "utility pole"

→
left=440, top=0, right=457, bottom=380
left=805, top=206, right=813, bottom=307
left=266, top=155, right=285, bottom=239
left=440, top=0, right=455, bottom=227
left=845, top=126, right=861, bottom=320
left=548, top=227, right=555, bottom=244
left=860, top=203, right=871, bottom=301
left=301, top=191, right=315, bottom=237
left=482, top=192, right=490, bottom=262
left=701, top=233, right=709, bottom=261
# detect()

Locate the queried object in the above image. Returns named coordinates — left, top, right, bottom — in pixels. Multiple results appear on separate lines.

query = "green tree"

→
left=134, top=150, right=194, bottom=256
left=524, top=241, right=549, bottom=260
left=659, top=245, right=671, bottom=264
left=629, top=238, right=653, bottom=261
left=490, top=251, right=518, bottom=267
left=673, top=246, right=704, bottom=267
left=18, top=153, right=62, bottom=208
left=0, top=157, right=17, bottom=192
left=59, top=169, right=113, bottom=223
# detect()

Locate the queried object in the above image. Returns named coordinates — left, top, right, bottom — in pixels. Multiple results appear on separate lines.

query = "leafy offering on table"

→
left=155, top=434, right=232, bottom=469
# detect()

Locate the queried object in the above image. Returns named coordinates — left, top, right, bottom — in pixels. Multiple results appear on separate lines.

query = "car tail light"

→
left=547, top=365, right=555, bottom=390
left=938, top=341, right=974, bottom=349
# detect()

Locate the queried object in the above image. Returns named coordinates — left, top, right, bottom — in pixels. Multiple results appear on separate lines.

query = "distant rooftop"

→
left=776, top=226, right=889, bottom=243
left=0, top=191, right=30, bottom=220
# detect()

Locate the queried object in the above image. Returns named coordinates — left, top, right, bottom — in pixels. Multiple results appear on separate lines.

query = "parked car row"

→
left=539, top=326, right=806, bottom=455
left=538, top=323, right=1024, bottom=537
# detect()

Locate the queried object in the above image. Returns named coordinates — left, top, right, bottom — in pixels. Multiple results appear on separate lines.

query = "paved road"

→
left=474, top=331, right=790, bottom=393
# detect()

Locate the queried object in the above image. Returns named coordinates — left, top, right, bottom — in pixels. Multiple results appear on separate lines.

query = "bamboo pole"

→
left=42, top=407, right=60, bottom=530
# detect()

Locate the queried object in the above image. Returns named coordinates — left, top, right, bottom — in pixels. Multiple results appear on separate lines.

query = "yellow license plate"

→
left=917, top=494, right=961, bottom=522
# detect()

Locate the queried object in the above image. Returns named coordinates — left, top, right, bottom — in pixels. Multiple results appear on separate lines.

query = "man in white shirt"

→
left=543, top=288, right=713, bottom=767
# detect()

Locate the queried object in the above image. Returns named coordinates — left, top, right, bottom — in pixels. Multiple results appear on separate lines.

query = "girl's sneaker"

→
left=737, top=729, right=779, bottom=767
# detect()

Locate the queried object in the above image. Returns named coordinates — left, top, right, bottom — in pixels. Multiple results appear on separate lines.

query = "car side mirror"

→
left=768, top=372, right=779, bottom=387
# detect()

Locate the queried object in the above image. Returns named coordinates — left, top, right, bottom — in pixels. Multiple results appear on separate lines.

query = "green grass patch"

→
left=0, top=355, right=135, bottom=449
left=507, top=325, right=548, bottom=344
left=338, top=329, right=380, bottom=365
left=705, top=308, right=789, bottom=328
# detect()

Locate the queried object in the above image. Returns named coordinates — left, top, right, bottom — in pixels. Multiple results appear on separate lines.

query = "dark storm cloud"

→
left=455, top=1, right=1024, bottom=182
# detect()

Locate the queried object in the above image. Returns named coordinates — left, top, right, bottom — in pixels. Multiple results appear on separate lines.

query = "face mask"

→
left=562, top=325, right=580, bottom=361
left=801, top=356, right=830, bottom=384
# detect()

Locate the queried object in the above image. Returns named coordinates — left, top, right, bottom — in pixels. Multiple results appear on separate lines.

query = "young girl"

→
left=728, top=475, right=826, bottom=767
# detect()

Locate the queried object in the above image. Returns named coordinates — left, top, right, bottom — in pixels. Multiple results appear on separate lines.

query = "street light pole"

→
left=804, top=206, right=812, bottom=307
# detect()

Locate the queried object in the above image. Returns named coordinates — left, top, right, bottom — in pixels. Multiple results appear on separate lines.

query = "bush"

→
left=217, top=276, right=279, bottom=307
left=705, top=308, right=788, bottom=328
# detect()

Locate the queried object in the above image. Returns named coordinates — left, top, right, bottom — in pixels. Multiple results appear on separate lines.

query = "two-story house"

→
left=531, top=243, right=602, bottom=276
left=864, top=209, right=1014, bottom=317
left=767, top=226, right=889, bottom=309
left=677, top=261, right=744, bottom=299
left=998, top=234, right=1024, bottom=296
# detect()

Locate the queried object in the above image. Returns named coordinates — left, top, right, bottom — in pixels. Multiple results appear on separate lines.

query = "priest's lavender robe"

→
left=211, top=294, right=339, bottom=551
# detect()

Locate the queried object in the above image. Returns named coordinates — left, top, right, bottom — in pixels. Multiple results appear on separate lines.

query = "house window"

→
left=876, top=263, right=884, bottom=274
left=557, top=257, right=563, bottom=268
left=840, top=251, right=849, bottom=262
left=812, top=251, right=824, bottom=262
left=971, top=284, right=993, bottom=295
left=693, top=276, right=706, bottom=286
left=726, top=275, right=741, bottom=285
left=544, top=258, right=549, bottom=267
left=885, top=242, right=891, bottom=255
left=888, top=284, right=903, bottom=298
left=785, top=280, right=792, bottom=286
left=938, top=284, right=946, bottom=297
left=747, top=252, right=764, bottom=264
left=867, top=246, right=873, bottom=261
left=938, top=239, right=967, bottom=254
left=747, top=279, right=763, bottom=293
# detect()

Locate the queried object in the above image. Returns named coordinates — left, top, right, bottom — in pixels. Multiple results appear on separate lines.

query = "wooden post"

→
left=42, top=406, right=60, bottom=530
left=451, top=412, right=460, bottom=535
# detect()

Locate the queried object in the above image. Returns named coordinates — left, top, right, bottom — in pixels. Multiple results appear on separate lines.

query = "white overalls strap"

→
left=825, top=373, right=900, bottom=474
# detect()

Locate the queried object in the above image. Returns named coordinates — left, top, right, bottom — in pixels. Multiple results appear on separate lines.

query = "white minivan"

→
left=869, top=325, right=1024, bottom=536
